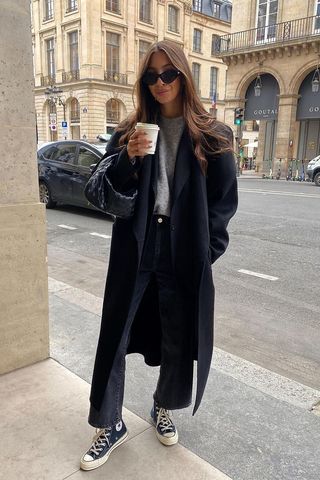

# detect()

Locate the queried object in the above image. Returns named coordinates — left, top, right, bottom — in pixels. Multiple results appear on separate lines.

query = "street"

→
left=47, top=177, right=320, bottom=389
left=47, top=177, right=320, bottom=480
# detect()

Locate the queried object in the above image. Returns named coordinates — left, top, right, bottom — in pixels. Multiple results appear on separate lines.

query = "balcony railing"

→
left=213, top=14, right=320, bottom=55
left=41, top=75, right=56, bottom=86
left=62, top=70, right=80, bottom=82
left=104, top=71, right=128, bottom=85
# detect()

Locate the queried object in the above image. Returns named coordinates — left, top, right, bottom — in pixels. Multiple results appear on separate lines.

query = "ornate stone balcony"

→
left=40, top=75, right=56, bottom=87
left=62, top=70, right=80, bottom=82
left=104, top=71, right=128, bottom=85
left=213, top=14, right=320, bottom=63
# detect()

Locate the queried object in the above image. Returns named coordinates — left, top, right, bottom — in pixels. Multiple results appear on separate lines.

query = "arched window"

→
left=70, top=98, right=80, bottom=123
left=70, top=98, right=80, bottom=139
left=106, top=99, right=120, bottom=123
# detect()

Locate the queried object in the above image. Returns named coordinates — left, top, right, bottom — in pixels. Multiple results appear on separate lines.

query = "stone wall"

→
left=0, top=0, right=49, bottom=374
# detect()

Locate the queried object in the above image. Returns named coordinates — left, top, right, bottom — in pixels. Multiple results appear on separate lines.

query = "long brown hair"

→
left=117, top=40, right=232, bottom=173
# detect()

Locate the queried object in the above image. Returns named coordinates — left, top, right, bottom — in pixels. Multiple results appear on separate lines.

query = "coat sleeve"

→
left=206, top=130, right=238, bottom=264
left=104, top=130, right=142, bottom=192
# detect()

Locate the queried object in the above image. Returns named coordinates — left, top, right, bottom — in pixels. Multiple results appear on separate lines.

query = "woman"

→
left=80, top=40, right=238, bottom=471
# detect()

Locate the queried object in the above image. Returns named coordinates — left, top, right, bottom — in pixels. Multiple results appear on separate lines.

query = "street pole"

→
left=45, top=86, right=66, bottom=141
left=235, top=122, right=243, bottom=177
left=61, top=100, right=67, bottom=140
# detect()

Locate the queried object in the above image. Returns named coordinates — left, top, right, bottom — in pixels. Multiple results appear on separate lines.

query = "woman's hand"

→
left=127, top=131, right=152, bottom=159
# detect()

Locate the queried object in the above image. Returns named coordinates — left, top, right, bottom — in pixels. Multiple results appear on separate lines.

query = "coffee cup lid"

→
left=136, top=122, right=159, bottom=130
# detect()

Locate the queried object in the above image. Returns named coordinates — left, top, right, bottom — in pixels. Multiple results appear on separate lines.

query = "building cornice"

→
left=34, top=78, right=134, bottom=93
left=222, top=41, right=320, bottom=66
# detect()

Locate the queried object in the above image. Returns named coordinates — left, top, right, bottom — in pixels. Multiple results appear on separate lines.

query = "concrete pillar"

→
left=256, top=120, right=267, bottom=174
left=0, top=0, right=49, bottom=374
left=275, top=94, right=299, bottom=174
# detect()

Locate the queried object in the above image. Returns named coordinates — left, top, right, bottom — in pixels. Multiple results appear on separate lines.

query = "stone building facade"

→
left=214, top=0, right=320, bottom=175
left=31, top=0, right=232, bottom=144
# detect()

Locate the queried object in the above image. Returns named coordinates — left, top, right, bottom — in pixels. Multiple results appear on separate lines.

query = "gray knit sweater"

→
left=153, top=115, right=185, bottom=217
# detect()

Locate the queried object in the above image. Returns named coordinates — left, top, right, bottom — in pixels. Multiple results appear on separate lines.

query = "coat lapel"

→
left=132, top=153, right=153, bottom=243
left=172, top=128, right=193, bottom=208
left=151, top=136, right=160, bottom=196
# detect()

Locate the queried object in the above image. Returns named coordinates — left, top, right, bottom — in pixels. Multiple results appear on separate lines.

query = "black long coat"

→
left=90, top=126, right=238, bottom=415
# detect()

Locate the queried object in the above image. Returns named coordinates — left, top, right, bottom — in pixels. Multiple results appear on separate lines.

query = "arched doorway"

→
left=297, top=70, right=320, bottom=162
left=106, top=99, right=126, bottom=134
left=70, top=98, right=80, bottom=139
left=244, top=73, right=279, bottom=173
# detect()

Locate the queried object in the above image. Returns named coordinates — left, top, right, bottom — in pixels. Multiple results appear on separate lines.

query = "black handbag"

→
left=84, top=153, right=137, bottom=218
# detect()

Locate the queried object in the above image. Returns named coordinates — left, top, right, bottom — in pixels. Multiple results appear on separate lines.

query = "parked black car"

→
left=38, top=140, right=106, bottom=209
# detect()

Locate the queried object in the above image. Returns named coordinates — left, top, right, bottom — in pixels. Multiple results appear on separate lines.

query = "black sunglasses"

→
left=142, top=69, right=181, bottom=86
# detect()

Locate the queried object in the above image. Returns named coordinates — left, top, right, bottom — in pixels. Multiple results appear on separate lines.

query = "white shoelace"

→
left=156, top=407, right=175, bottom=433
left=89, top=428, right=111, bottom=456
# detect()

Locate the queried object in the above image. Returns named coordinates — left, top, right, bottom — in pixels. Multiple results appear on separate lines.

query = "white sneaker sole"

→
left=155, top=428, right=179, bottom=446
left=151, top=417, right=179, bottom=446
left=80, top=430, right=128, bottom=471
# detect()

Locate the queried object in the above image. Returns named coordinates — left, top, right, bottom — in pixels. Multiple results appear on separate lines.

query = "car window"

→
left=91, top=143, right=108, bottom=154
left=40, top=145, right=59, bottom=160
left=78, top=147, right=100, bottom=167
left=51, top=145, right=77, bottom=164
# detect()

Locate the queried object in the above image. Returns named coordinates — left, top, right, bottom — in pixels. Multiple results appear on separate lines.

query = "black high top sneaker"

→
left=80, top=420, right=128, bottom=471
left=151, top=400, right=179, bottom=446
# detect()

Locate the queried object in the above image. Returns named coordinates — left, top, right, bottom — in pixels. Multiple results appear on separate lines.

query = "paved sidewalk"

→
left=48, top=277, right=320, bottom=480
left=3, top=275, right=319, bottom=480
left=1, top=359, right=232, bottom=480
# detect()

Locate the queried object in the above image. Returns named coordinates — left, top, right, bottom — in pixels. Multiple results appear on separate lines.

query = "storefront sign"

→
left=253, top=108, right=278, bottom=118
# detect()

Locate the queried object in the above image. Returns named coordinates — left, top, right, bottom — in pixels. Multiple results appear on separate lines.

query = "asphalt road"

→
left=46, top=177, right=320, bottom=480
left=47, top=177, right=320, bottom=390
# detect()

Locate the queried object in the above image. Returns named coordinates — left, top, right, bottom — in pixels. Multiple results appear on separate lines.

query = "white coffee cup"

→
left=135, top=123, right=160, bottom=155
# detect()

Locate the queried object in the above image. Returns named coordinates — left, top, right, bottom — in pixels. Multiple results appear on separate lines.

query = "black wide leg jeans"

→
left=89, top=215, right=194, bottom=428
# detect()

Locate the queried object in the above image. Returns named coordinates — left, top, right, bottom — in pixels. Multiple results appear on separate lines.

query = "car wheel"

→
left=39, top=181, right=56, bottom=208
left=314, top=172, right=320, bottom=187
